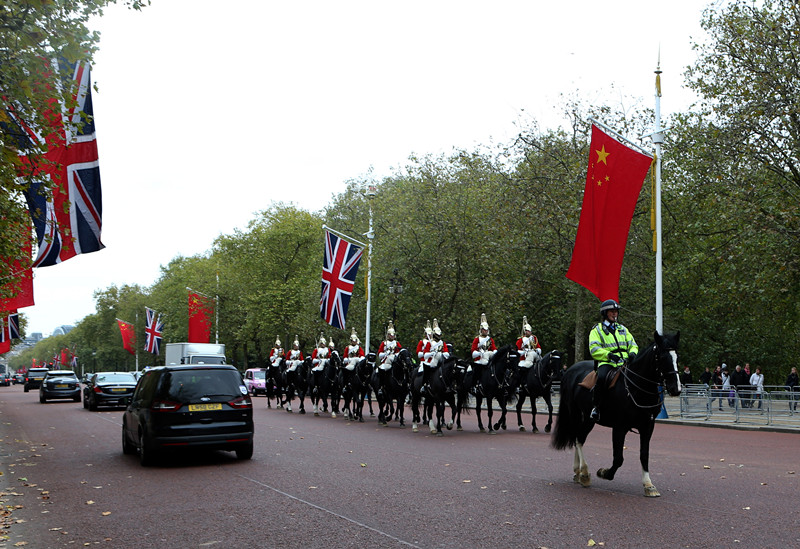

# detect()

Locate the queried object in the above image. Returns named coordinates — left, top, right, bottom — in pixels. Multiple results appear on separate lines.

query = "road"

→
left=1, top=384, right=798, bottom=548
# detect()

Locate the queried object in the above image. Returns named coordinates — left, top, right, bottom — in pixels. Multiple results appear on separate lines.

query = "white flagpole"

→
left=364, top=184, right=376, bottom=355
left=652, top=58, right=665, bottom=334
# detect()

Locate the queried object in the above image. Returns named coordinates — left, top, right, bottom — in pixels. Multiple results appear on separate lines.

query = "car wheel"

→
left=88, top=396, right=98, bottom=411
left=235, top=440, right=254, bottom=460
left=73, top=394, right=81, bottom=402
left=39, top=393, right=46, bottom=403
left=24, top=386, right=29, bottom=393
left=138, top=428, right=158, bottom=466
left=83, top=394, right=89, bottom=409
left=122, top=422, right=137, bottom=455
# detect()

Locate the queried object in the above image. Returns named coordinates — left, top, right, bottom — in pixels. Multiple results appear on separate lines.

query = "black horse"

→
left=283, top=357, right=310, bottom=414
left=265, top=359, right=285, bottom=409
left=473, top=345, right=520, bottom=433
left=514, top=350, right=562, bottom=433
left=309, top=350, right=342, bottom=417
left=551, top=331, right=681, bottom=497
left=370, top=348, right=411, bottom=427
left=339, top=354, right=373, bottom=422
left=409, top=355, right=462, bottom=435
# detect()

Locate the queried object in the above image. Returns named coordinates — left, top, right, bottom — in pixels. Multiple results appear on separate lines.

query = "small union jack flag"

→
left=144, top=307, right=164, bottom=355
left=18, top=60, right=104, bottom=267
left=0, top=313, right=19, bottom=353
left=319, top=230, right=363, bottom=329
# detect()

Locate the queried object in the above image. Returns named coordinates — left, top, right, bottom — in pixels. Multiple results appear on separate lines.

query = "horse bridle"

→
left=622, top=342, right=677, bottom=410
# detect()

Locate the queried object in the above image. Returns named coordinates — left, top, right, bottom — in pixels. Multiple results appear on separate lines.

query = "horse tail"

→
left=551, top=366, right=579, bottom=450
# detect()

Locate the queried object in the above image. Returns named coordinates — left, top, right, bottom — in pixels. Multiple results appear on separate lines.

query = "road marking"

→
left=236, top=473, right=421, bottom=548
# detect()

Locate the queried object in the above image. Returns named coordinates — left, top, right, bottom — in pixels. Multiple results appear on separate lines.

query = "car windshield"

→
left=161, top=370, right=242, bottom=402
left=96, top=373, right=136, bottom=383
left=29, top=371, right=48, bottom=378
left=47, top=372, right=77, bottom=379
left=253, top=371, right=266, bottom=380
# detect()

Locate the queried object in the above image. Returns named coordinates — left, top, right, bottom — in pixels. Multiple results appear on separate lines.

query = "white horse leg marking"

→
left=642, top=468, right=660, bottom=497
left=575, top=442, right=591, bottom=487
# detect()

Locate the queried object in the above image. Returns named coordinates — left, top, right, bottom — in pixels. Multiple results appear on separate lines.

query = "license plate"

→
left=56, top=384, right=68, bottom=389
left=188, top=403, right=222, bottom=412
left=110, top=387, right=127, bottom=392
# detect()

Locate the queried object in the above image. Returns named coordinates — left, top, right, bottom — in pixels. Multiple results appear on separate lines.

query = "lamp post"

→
left=388, top=269, right=404, bottom=323
left=363, top=183, right=376, bottom=355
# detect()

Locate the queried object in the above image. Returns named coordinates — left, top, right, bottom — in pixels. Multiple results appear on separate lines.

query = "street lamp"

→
left=389, top=269, right=404, bottom=323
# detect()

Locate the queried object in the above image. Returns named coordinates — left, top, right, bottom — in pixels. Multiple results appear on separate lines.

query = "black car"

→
left=14, top=373, right=25, bottom=385
left=122, top=364, right=254, bottom=466
left=83, top=372, right=137, bottom=410
left=39, top=370, right=81, bottom=403
left=0, top=373, right=10, bottom=387
left=24, top=367, right=50, bottom=392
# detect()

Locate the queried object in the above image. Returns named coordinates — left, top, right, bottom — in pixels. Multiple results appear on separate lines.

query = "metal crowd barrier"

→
left=673, top=384, right=800, bottom=428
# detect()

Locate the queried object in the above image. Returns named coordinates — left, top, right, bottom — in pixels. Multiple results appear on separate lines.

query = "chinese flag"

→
left=566, top=125, right=652, bottom=302
left=117, top=319, right=136, bottom=354
left=188, top=292, right=213, bottom=343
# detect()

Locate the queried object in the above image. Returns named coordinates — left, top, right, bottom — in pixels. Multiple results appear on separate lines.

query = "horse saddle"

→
left=578, top=367, right=622, bottom=390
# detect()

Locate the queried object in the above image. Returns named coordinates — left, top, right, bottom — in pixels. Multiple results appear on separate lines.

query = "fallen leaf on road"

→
left=462, top=480, right=471, bottom=483
left=101, top=511, right=111, bottom=516
left=360, top=463, right=367, bottom=468
left=703, top=465, right=711, bottom=469
left=588, top=540, right=596, bottom=547
left=760, top=483, right=767, bottom=486
left=86, top=501, right=94, bottom=505
left=742, top=507, right=750, bottom=510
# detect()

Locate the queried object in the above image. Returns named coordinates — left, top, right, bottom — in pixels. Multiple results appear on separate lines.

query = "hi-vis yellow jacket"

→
left=589, top=322, right=638, bottom=368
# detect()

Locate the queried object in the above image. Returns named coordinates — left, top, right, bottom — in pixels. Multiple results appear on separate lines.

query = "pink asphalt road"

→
left=1, top=386, right=797, bottom=548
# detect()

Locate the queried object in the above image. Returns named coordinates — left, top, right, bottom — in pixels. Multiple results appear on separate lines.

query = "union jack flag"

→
left=319, top=230, right=363, bottom=329
left=144, top=307, right=164, bottom=355
left=18, top=60, right=104, bottom=267
left=0, top=313, right=19, bottom=353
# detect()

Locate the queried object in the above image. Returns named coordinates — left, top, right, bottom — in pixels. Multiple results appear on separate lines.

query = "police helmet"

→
left=599, top=299, right=620, bottom=319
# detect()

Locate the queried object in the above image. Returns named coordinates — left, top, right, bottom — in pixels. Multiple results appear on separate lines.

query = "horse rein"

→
left=621, top=342, right=676, bottom=410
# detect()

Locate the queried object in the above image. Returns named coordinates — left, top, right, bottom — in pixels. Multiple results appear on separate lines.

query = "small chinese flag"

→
left=566, top=125, right=652, bottom=302
left=117, top=319, right=136, bottom=354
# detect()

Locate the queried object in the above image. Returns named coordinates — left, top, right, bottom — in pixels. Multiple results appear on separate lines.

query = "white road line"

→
left=236, top=473, right=421, bottom=548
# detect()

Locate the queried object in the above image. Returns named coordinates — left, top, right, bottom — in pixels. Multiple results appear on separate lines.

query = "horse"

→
left=309, top=350, right=342, bottom=417
left=283, top=357, right=310, bottom=414
left=409, top=354, right=462, bottom=435
left=265, top=358, right=285, bottom=409
left=339, top=354, right=372, bottom=422
left=514, top=350, right=562, bottom=433
left=551, top=331, right=681, bottom=497
left=472, top=345, right=520, bottom=433
left=370, top=348, right=411, bottom=427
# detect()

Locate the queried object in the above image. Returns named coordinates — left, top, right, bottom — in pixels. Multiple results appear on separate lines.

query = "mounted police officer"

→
left=589, top=299, right=638, bottom=421
left=516, top=316, right=542, bottom=369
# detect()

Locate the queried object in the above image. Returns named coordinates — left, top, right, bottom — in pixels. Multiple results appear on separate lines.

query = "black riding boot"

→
left=591, top=365, right=610, bottom=421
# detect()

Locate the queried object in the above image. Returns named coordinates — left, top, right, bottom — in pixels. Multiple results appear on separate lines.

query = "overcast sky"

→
left=23, top=0, right=711, bottom=336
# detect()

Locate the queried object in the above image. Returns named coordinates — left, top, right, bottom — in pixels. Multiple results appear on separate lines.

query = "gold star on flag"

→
left=596, top=145, right=609, bottom=165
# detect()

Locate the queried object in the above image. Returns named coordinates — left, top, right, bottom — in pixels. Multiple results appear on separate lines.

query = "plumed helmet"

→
left=350, top=328, right=360, bottom=344
left=318, top=333, right=327, bottom=347
left=479, top=313, right=489, bottom=332
left=522, top=316, right=532, bottom=333
left=424, top=320, right=432, bottom=337
left=599, top=299, right=620, bottom=319
left=328, top=338, right=335, bottom=349
left=386, top=320, right=396, bottom=337
left=275, top=336, right=282, bottom=348
left=432, top=318, right=442, bottom=336
left=293, top=335, right=300, bottom=348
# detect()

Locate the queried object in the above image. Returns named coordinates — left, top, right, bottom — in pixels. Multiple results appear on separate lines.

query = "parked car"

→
left=39, top=370, right=81, bottom=403
left=24, top=367, right=50, bottom=392
left=14, top=373, right=25, bottom=385
left=0, top=373, right=10, bottom=387
left=122, top=364, right=254, bottom=466
left=83, top=372, right=138, bottom=410
left=243, top=368, right=267, bottom=396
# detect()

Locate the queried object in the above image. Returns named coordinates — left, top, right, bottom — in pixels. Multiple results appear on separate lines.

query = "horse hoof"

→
left=596, top=468, right=614, bottom=481
left=533, top=427, right=539, bottom=434
left=479, top=428, right=486, bottom=433
left=331, top=412, right=337, bottom=419
left=299, top=409, right=305, bottom=415
left=359, top=417, right=364, bottom=423
left=501, top=424, right=507, bottom=431
left=412, top=424, right=419, bottom=432
left=446, top=423, right=453, bottom=431
left=544, top=425, right=551, bottom=433
left=457, top=426, right=463, bottom=432
left=436, top=432, right=444, bottom=437
left=488, top=430, right=497, bottom=435
left=518, top=426, right=526, bottom=432
left=644, top=485, right=661, bottom=497
left=580, top=474, right=592, bottom=487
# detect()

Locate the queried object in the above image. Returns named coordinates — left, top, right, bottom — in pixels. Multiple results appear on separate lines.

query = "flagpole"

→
left=364, top=184, right=376, bottom=355
left=135, top=310, right=140, bottom=372
left=321, top=225, right=367, bottom=248
left=652, top=58, right=665, bottom=334
left=215, top=271, right=219, bottom=345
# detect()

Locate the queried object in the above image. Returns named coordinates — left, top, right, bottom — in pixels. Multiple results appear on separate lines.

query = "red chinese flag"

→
left=0, top=232, right=35, bottom=314
left=188, top=292, right=213, bottom=343
left=117, top=319, right=136, bottom=355
left=566, top=125, right=652, bottom=302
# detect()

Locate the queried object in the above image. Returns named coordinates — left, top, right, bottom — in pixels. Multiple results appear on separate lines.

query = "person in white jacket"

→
left=749, top=366, right=765, bottom=411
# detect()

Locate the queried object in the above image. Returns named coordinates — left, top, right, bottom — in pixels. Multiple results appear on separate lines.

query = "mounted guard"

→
left=269, top=336, right=284, bottom=368
left=516, top=316, right=542, bottom=369
left=376, top=321, right=402, bottom=393
left=420, top=319, right=450, bottom=391
left=285, top=336, right=304, bottom=372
